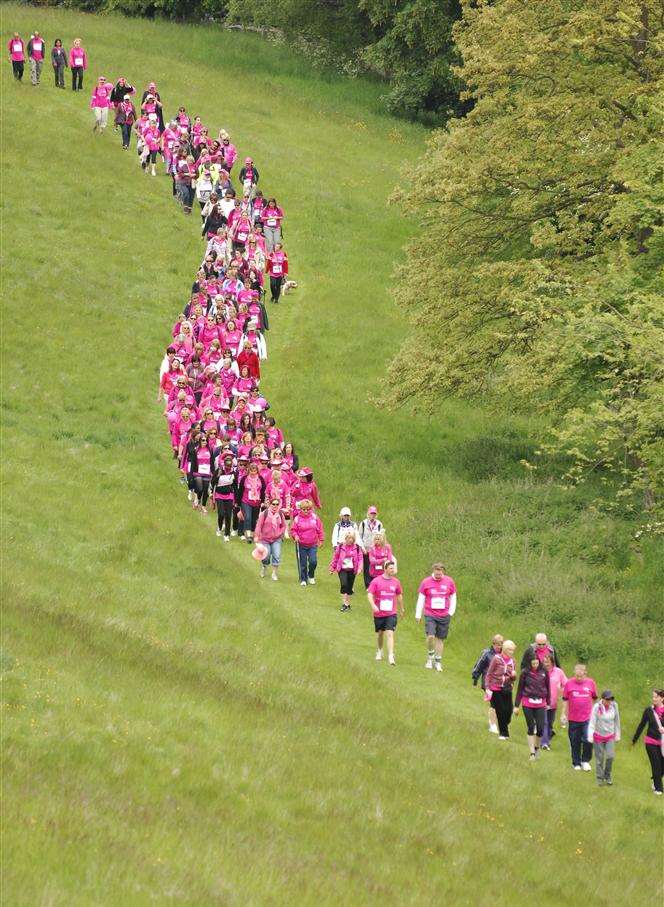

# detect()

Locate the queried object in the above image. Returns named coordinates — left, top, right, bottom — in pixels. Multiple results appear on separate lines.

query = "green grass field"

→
left=1, top=4, right=662, bottom=904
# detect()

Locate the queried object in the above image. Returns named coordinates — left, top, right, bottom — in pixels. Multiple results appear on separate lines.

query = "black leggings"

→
left=339, top=570, right=356, bottom=595
left=216, top=499, right=234, bottom=535
left=12, top=61, right=24, bottom=80
left=71, top=66, right=83, bottom=90
left=193, top=476, right=210, bottom=506
left=646, top=743, right=664, bottom=793
left=270, top=275, right=283, bottom=302
left=491, top=690, right=513, bottom=737
left=522, top=707, right=546, bottom=737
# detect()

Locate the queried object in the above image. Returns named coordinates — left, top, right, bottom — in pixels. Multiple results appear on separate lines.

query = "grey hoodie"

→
left=587, top=701, right=621, bottom=741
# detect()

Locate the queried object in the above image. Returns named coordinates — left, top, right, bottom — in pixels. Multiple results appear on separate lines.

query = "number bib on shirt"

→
left=380, top=598, right=394, bottom=612
left=74, top=57, right=83, bottom=66
left=431, top=597, right=446, bottom=610
left=267, top=217, right=277, bottom=227
left=272, top=264, right=282, bottom=275
left=198, top=462, right=211, bottom=476
left=342, top=557, right=353, bottom=570
left=13, top=43, right=22, bottom=53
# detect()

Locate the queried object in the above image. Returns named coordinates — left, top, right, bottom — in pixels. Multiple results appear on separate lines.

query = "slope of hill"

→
left=1, top=5, right=661, bottom=904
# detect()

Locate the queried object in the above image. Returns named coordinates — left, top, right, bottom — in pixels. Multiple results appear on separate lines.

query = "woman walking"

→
left=8, top=33, right=25, bottom=82
left=190, top=432, right=212, bottom=513
left=254, top=498, right=287, bottom=580
left=237, top=461, right=265, bottom=543
left=541, top=655, right=567, bottom=750
left=90, top=77, right=114, bottom=133
left=114, top=95, right=136, bottom=150
left=261, top=198, right=284, bottom=252
left=329, top=529, right=363, bottom=612
left=485, top=640, right=517, bottom=740
left=69, top=38, right=87, bottom=90
left=51, top=39, right=67, bottom=89
left=212, top=454, right=238, bottom=541
left=588, top=691, right=620, bottom=786
left=632, top=688, right=664, bottom=795
left=266, top=242, right=288, bottom=303
left=513, top=655, right=550, bottom=760
left=291, top=499, right=324, bottom=587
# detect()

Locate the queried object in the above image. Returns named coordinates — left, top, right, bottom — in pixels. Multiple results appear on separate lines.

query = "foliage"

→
left=388, top=0, right=664, bottom=514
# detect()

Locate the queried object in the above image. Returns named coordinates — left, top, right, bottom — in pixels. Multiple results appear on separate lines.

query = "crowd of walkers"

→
left=471, top=633, right=663, bottom=792
left=10, top=26, right=661, bottom=799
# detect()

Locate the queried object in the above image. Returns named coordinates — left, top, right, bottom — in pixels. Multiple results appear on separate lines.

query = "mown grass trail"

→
left=1, top=4, right=661, bottom=904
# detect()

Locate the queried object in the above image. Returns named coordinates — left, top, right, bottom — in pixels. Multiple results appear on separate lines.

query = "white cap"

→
left=340, top=506, right=351, bottom=516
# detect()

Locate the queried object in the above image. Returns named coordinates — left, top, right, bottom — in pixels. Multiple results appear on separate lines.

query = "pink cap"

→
left=368, top=505, right=378, bottom=514
left=245, top=157, right=252, bottom=164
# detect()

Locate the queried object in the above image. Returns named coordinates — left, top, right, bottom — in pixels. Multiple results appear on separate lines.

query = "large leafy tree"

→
left=388, top=0, right=664, bottom=514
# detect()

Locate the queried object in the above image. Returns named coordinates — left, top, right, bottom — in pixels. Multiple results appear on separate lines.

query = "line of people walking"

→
left=8, top=31, right=87, bottom=88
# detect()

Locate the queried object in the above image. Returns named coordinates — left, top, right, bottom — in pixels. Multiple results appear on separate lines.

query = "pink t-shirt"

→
left=368, top=575, right=402, bottom=617
left=418, top=575, right=456, bottom=617
left=563, top=678, right=597, bottom=722
left=547, top=666, right=568, bottom=709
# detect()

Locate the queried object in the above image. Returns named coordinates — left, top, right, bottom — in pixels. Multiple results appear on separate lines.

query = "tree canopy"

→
left=388, top=0, right=664, bottom=515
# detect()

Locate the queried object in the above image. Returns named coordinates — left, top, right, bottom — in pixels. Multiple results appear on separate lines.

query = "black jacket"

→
left=632, top=707, right=663, bottom=744
left=51, top=47, right=67, bottom=67
left=471, top=647, right=495, bottom=689
left=111, top=81, right=135, bottom=104
left=520, top=643, right=560, bottom=670
left=239, top=165, right=259, bottom=184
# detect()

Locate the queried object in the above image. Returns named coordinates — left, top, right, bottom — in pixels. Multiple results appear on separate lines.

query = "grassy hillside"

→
left=1, top=4, right=661, bottom=904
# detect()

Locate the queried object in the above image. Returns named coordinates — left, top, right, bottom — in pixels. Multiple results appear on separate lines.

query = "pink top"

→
left=562, top=678, right=597, bottom=723
left=90, top=83, right=113, bottom=109
left=8, top=38, right=25, bottom=62
left=291, top=512, right=324, bottom=547
left=255, top=508, right=286, bottom=543
left=262, top=206, right=284, bottom=227
left=330, top=544, right=363, bottom=574
left=418, top=575, right=457, bottom=617
left=367, top=575, right=403, bottom=617
left=69, top=46, right=87, bottom=68
left=368, top=544, right=394, bottom=577
left=547, top=666, right=568, bottom=709
left=29, top=38, right=44, bottom=61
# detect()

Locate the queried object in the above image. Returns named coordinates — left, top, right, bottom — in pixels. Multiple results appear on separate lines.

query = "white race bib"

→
left=33, top=42, right=42, bottom=51
left=267, top=217, right=277, bottom=227
left=431, top=597, right=446, bottom=610
left=198, top=462, right=211, bottom=476
left=375, top=563, right=383, bottom=572
left=13, top=43, right=22, bottom=53
left=74, top=57, right=83, bottom=66
left=528, top=698, right=543, bottom=705
left=379, top=598, right=393, bottom=612
left=342, top=557, right=353, bottom=570
left=272, top=264, right=282, bottom=275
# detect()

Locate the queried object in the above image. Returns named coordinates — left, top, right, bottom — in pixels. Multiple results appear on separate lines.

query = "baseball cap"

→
left=368, top=505, right=377, bottom=514
left=601, top=690, right=614, bottom=700
left=340, top=507, right=351, bottom=517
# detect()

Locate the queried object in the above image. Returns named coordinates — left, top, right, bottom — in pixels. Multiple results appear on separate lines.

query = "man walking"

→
left=415, top=562, right=457, bottom=672
left=8, top=33, right=25, bottom=81
left=520, top=632, right=560, bottom=670
left=27, top=32, right=45, bottom=86
left=561, top=663, right=598, bottom=771
left=367, top=561, right=403, bottom=665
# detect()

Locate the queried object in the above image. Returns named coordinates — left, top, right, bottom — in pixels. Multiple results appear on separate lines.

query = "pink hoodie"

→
left=291, top=512, right=324, bottom=547
left=90, top=83, right=113, bottom=109
left=330, top=544, right=363, bottom=574
left=254, top=508, right=287, bottom=543
left=69, top=46, right=87, bottom=68
left=8, top=38, right=25, bottom=62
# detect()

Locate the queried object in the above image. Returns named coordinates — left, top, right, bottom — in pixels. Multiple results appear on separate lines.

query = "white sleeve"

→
left=159, top=354, right=169, bottom=380
left=587, top=706, right=596, bottom=742
left=331, top=524, right=338, bottom=547
left=415, top=593, right=425, bottom=620
left=448, top=593, right=457, bottom=616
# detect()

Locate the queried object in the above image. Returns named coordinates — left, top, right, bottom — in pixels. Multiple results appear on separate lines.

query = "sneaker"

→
left=605, top=779, right=613, bottom=786
left=498, top=736, right=509, bottom=741
left=230, top=530, right=237, bottom=537
left=573, top=765, right=582, bottom=771
left=216, top=529, right=222, bottom=537
left=223, top=535, right=230, bottom=542
left=271, top=572, right=278, bottom=581
left=388, top=653, right=396, bottom=665
left=654, top=790, right=663, bottom=796
left=529, top=753, right=537, bottom=761
left=434, top=661, right=442, bottom=673
left=489, top=724, right=499, bottom=734
left=308, top=577, right=316, bottom=585
left=425, top=657, right=433, bottom=670
left=340, top=603, right=349, bottom=611
left=260, top=565, right=266, bottom=578
left=300, top=581, right=307, bottom=587
left=581, top=762, right=592, bottom=772
left=540, top=743, right=550, bottom=751
left=375, top=650, right=383, bottom=661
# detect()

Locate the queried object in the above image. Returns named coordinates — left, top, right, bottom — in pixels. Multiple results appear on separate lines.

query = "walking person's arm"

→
left=367, top=589, right=379, bottom=615
left=397, top=592, right=404, bottom=618
left=415, top=592, right=425, bottom=622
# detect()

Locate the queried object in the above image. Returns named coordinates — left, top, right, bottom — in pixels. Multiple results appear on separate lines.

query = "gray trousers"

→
left=593, top=740, right=615, bottom=781
left=263, top=225, right=281, bottom=253
left=29, top=58, right=43, bottom=84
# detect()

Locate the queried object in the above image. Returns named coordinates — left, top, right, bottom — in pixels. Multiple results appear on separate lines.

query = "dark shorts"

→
left=374, top=615, right=397, bottom=633
left=424, top=615, right=451, bottom=639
